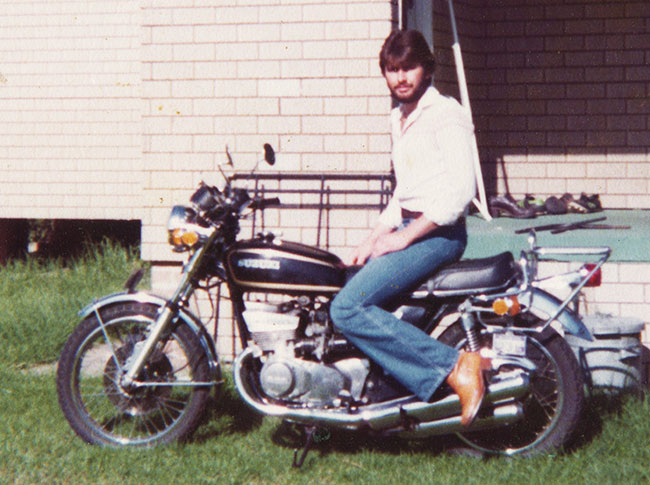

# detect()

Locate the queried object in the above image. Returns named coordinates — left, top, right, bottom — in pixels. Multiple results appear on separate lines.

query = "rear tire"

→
left=57, top=302, right=212, bottom=447
left=438, top=321, right=584, bottom=456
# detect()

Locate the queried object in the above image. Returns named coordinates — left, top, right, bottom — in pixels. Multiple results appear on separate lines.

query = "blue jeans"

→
left=330, top=219, right=467, bottom=402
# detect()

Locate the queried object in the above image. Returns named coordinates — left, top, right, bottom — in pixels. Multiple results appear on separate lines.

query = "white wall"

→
left=140, top=0, right=396, bottom=261
left=0, top=0, right=142, bottom=220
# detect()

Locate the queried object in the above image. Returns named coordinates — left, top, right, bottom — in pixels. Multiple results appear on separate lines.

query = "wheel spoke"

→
left=140, top=413, right=162, bottom=436
left=157, top=401, right=176, bottom=427
left=158, top=395, right=189, bottom=409
left=531, top=387, right=558, bottom=409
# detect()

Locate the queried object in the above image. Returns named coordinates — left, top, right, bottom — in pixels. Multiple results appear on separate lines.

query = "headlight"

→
left=167, top=206, right=211, bottom=252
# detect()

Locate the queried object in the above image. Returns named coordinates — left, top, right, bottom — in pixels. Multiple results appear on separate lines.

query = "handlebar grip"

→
left=254, top=197, right=281, bottom=209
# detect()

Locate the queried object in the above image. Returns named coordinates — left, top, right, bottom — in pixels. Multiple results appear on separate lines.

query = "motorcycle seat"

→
left=343, top=252, right=517, bottom=296
left=424, top=251, right=517, bottom=295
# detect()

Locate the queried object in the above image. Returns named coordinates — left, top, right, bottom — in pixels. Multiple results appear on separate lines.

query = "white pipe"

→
left=447, top=0, right=492, bottom=220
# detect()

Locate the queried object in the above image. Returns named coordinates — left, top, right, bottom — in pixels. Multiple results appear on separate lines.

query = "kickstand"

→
left=292, top=426, right=330, bottom=468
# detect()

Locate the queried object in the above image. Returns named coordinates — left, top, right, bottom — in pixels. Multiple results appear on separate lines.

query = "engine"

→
left=243, top=298, right=370, bottom=407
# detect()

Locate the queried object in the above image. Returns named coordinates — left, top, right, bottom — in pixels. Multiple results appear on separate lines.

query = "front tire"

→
left=438, top=321, right=584, bottom=456
left=57, top=302, right=212, bottom=447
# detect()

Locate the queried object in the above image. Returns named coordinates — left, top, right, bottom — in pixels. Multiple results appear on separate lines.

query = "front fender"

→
left=79, top=291, right=220, bottom=378
left=526, top=288, right=594, bottom=341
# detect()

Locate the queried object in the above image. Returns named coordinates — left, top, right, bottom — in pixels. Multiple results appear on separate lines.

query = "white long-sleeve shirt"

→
left=378, top=86, right=477, bottom=228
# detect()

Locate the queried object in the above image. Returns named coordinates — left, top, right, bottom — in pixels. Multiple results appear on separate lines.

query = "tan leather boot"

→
left=446, top=351, right=491, bottom=427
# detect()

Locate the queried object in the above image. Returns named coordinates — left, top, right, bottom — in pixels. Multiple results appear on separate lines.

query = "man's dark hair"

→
left=379, top=30, right=435, bottom=76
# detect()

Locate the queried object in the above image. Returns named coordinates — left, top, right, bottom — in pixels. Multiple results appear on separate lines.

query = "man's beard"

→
left=390, top=79, right=430, bottom=105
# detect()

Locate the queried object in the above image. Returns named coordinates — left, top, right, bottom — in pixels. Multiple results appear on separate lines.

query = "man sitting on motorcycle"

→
left=331, top=29, right=490, bottom=426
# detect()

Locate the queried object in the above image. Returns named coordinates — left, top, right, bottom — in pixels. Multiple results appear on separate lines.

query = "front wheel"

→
left=438, top=320, right=584, bottom=456
left=57, top=302, right=212, bottom=447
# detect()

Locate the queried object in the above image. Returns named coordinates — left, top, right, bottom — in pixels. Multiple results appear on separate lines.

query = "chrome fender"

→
left=79, top=291, right=220, bottom=379
left=525, top=288, right=594, bottom=341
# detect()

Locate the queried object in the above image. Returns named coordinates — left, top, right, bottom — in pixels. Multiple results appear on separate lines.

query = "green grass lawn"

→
left=0, top=241, right=145, bottom=367
left=1, top=369, right=648, bottom=484
left=0, top=243, right=648, bottom=484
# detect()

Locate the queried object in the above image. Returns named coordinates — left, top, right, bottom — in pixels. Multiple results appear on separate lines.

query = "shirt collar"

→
left=391, top=86, right=440, bottom=133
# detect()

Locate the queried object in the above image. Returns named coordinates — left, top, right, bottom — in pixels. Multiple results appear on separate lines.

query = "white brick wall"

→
left=452, top=0, right=650, bottom=207
left=0, top=0, right=142, bottom=220
left=141, top=0, right=395, bottom=261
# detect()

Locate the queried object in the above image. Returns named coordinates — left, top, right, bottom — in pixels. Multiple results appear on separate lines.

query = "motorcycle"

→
left=57, top=145, right=610, bottom=461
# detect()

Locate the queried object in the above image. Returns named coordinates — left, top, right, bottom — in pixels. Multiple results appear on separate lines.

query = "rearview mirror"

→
left=263, top=143, right=275, bottom=166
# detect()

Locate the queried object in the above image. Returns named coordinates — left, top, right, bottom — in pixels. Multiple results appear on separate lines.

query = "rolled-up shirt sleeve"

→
left=377, top=193, right=402, bottom=228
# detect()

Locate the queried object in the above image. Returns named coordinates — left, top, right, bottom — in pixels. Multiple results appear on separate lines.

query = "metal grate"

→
left=229, top=172, right=395, bottom=249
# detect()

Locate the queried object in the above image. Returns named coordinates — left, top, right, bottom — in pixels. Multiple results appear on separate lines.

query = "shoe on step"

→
left=489, top=195, right=536, bottom=219
left=561, top=193, right=589, bottom=214
left=522, top=194, right=546, bottom=215
left=579, top=193, right=602, bottom=212
left=544, top=195, right=568, bottom=215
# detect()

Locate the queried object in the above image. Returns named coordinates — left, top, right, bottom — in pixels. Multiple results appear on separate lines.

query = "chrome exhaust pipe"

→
left=374, top=371, right=529, bottom=430
left=393, top=403, right=524, bottom=439
left=233, top=347, right=530, bottom=432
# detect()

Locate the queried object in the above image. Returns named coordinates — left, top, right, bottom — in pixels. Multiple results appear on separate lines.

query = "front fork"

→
left=121, top=245, right=208, bottom=388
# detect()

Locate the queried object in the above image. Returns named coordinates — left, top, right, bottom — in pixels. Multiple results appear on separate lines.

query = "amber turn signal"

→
left=181, top=230, right=199, bottom=247
left=492, top=296, right=520, bottom=316
left=171, top=228, right=185, bottom=247
left=171, top=229, right=199, bottom=249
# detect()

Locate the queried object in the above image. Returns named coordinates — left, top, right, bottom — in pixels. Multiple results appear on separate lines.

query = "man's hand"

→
left=349, top=242, right=374, bottom=266
left=346, top=216, right=439, bottom=266
left=369, top=231, right=409, bottom=260
left=347, top=222, right=393, bottom=266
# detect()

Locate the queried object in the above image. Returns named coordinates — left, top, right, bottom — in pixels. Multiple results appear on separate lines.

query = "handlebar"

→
left=251, top=197, right=281, bottom=210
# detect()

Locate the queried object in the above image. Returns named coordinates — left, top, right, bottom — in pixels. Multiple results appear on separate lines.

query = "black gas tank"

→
left=226, top=237, right=346, bottom=294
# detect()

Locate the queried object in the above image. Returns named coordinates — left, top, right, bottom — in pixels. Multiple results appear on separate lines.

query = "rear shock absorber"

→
left=459, top=302, right=481, bottom=352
